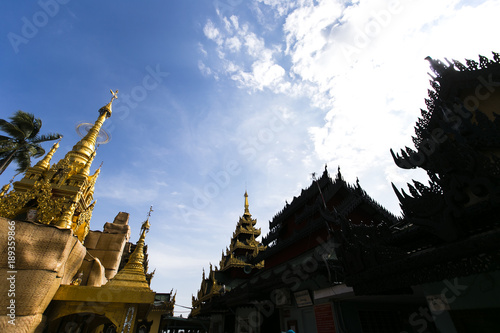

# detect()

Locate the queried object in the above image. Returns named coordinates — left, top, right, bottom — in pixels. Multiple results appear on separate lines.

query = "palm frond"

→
left=10, top=111, right=38, bottom=138
left=27, top=143, right=45, bottom=158
left=0, top=143, right=20, bottom=154
left=0, top=119, right=25, bottom=140
left=31, top=133, right=63, bottom=144
left=14, top=150, right=31, bottom=173
left=0, top=110, right=62, bottom=174
left=0, top=135, right=12, bottom=141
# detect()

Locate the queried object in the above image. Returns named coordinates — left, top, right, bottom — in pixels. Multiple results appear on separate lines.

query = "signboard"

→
left=294, top=290, right=313, bottom=307
left=314, top=303, right=336, bottom=333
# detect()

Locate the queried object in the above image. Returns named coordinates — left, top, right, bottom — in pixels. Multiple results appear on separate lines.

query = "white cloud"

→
left=256, top=0, right=297, bottom=17
left=203, top=19, right=223, bottom=46
left=198, top=0, right=500, bottom=217
left=198, top=60, right=214, bottom=77
left=229, top=15, right=239, bottom=29
left=225, top=36, right=242, bottom=52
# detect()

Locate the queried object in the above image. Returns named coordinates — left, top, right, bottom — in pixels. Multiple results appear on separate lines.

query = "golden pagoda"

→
left=219, top=191, right=266, bottom=277
left=0, top=91, right=174, bottom=333
left=0, top=90, right=118, bottom=242
left=48, top=210, right=158, bottom=332
left=104, top=208, right=153, bottom=290
left=191, top=191, right=266, bottom=318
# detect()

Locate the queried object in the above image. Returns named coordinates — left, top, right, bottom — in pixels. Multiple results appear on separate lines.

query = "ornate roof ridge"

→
left=425, top=51, right=500, bottom=79
left=268, top=166, right=398, bottom=234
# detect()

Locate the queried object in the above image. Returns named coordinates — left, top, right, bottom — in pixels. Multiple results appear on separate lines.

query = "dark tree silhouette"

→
left=0, top=110, right=62, bottom=175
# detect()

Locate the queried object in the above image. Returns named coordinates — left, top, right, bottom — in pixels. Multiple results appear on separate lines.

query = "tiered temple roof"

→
left=191, top=264, right=224, bottom=317
left=191, top=191, right=266, bottom=317
left=219, top=191, right=266, bottom=275
left=336, top=52, right=500, bottom=295
left=254, top=166, right=399, bottom=269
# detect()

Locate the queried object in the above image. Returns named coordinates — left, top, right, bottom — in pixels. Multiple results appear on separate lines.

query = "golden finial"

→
left=104, top=206, right=152, bottom=290
left=34, top=138, right=61, bottom=170
left=0, top=183, right=10, bottom=197
left=141, top=205, right=153, bottom=234
left=98, top=89, right=118, bottom=118
left=110, top=89, right=119, bottom=102
left=0, top=173, right=19, bottom=197
left=80, top=148, right=97, bottom=176
left=244, top=191, right=251, bottom=216
left=67, top=90, right=117, bottom=166
left=91, top=162, right=103, bottom=178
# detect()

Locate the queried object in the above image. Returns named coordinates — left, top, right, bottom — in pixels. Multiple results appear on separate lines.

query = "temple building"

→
left=191, top=265, right=224, bottom=318
left=2, top=51, right=499, bottom=332
left=190, top=191, right=266, bottom=331
left=187, top=52, right=500, bottom=332
left=0, top=92, right=174, bottom=333
left=333, top=52, right=500, bottom=332
left=189, top=170, right=406, bottom=332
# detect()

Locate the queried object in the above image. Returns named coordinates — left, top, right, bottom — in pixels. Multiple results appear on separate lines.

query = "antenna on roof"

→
left=312, top=172, right=327, bottom=210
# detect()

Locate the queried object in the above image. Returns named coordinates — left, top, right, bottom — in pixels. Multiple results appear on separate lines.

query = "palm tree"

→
left=0, top=110, right=62, bottom=175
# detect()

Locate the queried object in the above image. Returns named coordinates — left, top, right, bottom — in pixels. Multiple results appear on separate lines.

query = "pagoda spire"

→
left=218, top=190, right=266, bottom=273
left=105, top=206, right=152, bottom=290
left=0, top=91, right=118, bottom=243
left=65, top=90, right=117, bottom=167
left=0, top=174, right=18, bottom=197
left=34, top=139, right=61, bottom=170
left=244, top=191, right=251, bottom=216
left=80, top=148, right=97, bottom=176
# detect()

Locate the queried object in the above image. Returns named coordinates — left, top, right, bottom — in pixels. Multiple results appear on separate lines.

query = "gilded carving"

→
left=0, top=93, right=115, bottom=243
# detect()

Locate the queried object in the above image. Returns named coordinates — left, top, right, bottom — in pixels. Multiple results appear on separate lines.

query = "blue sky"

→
left=1, top=0, right=499, bottom=316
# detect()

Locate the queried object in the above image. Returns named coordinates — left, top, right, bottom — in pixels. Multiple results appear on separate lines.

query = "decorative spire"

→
left=0, top=173, right=18, bottom=197
left=244, top=191, right=251, bottom=216
left=55, top=200, right=79, bottom=228
left=0, top=183, right=10, bottom=197
left=125, top=206, right=152, bottom=271
left=105, top=205, right=152, bottom=290
left=65, top=90, right=117, bottom=166
left=80, top=148, right=97, bottom=176
left=98, top=89, right=118, bottom=119
left=34, top=139, right=61, bottom=170
left=0, top=91, right=117, bottom=243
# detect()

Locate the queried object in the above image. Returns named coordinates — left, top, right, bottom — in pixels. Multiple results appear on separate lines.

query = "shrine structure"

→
left=333, top=52, right=500, bottom=332
left=187, top=52, right=500, bottom=333
left=0, top=92, right=174, bottom=333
